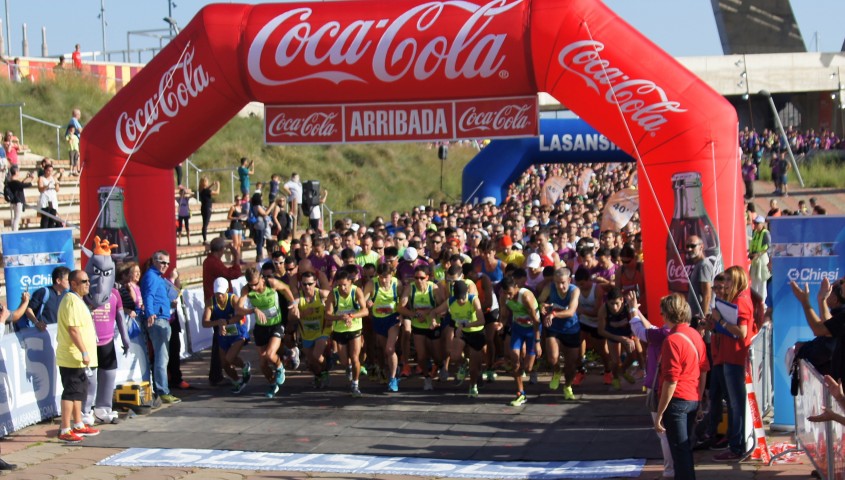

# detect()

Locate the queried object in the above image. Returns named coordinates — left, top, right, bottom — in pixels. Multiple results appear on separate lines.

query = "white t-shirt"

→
left=284, top=180, right=302, bottom=203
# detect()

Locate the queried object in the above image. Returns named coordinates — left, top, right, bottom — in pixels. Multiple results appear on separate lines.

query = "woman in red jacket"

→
left=708, top=265, right=754, bottom=462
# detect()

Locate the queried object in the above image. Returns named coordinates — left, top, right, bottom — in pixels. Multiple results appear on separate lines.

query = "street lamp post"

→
left=759, top=90, right=805, bottom=188
left=100, top=0, right=107, bottom=60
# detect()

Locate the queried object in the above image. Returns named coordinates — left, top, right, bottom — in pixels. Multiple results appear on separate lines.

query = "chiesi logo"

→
left=20, top=274, right=52, bottom=289
left=558, top=40, right=685, bottom=132
left=247, top=0, right=521, bottom=86
left=115, top=45, right=212, bottom=155
left=458, top=104, right=530, bottom=132
left=787, top=267, right=840, bottom=283
left=268, top=112, right=339, bottom=137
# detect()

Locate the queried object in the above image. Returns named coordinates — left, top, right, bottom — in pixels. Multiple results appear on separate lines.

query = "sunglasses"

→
left=78, top=279, right=90, bottom=284
left=157, top=261, right=170, bottom=266
left=432, top=240, right=442, bottom=244
left=396, top=237, right=406, bottom=241
left=685, top=243, right=700, bottom=249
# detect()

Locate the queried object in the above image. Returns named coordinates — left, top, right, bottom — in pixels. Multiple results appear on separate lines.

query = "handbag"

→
left=126, top=315, right=142, bottom=339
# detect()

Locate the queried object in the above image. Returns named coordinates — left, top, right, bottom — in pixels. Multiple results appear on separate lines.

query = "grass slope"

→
left=0, top=75, right=476, bottom=220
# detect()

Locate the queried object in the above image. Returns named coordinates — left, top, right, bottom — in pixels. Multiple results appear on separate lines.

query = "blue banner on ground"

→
left=770, top=215, right=845, bottom=428
left=100, top=448, right=645, bottom=479
left=1, top=228, right=75, bottom=311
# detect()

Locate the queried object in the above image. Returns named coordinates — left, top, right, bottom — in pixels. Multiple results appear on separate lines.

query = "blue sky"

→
left=1, top=0, right=842, bottom=60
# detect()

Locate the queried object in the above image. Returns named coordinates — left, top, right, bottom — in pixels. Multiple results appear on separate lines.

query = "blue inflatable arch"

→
left=462, top=118, right=634, bottom=204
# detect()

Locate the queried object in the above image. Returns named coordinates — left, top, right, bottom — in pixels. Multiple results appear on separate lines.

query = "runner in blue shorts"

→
left=202, top=278, right=251, bottom=394
left=500, top=271, right=541, bottom=407
left=537, top=267, right=580, bottom=400
left=364, top=263, right=403, bottom=392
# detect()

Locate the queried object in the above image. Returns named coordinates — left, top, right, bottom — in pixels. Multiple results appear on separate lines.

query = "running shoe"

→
left=456, top=362, right=468, bottom=384
left=430, top=364, right=438, bottom=379
left=423, top=377, right=434, bottom=391
left=320, top=371, right=330, bottom=388
left=468, top=384, right=479, bottom=398
left=388, top=378, right=399, bottom=392
left=484, top=370, right=497, bottom=382
left=509, top=393, right=527, bottom=407
left=72, top=425, right=100, bottom=437
left=611, top=378, right=621, bottom=390
left=242, top=361, right=252, bottom=386
left=712, top=450, right=742, bottom=462
left=275, top=365, right=286, bottom=386
left=176, top=380, right=191, bottom=389
left=266, top=384, right=280, bottom=398
left=438, top=367, right=449, bottom=382
left=160, top=394, right=182, bottom=404
left=603, top=372, right=613, bottom=385
left=289, top=347, right=301, bottom=370
left=346, top=365, right=353, bottom=382
left=563, top=385, right=576, bottom=400
left=351, top=385, right=363, bottom=398
left=400, top=364, right=412, bottom=378
left=622, top=372, right=636, bottom=384
left=573, top=371, right=586, bottom=386
left=58, top=430, right=83, bottom=443
left=529, top=370, right=539, bottom=385
left=328, top=352, right=340, bottom=371
left=232, top=380, right=247, bottom=394
left=360, top=365, right=369, bottom=376
left=549, top=371, right=562, bottom=390
left=709, top=437, right=730, bottom=451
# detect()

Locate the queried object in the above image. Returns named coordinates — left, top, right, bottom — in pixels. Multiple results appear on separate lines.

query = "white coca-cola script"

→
left=666, top=258, right=691, bottom=284
left=558, top=40, right=685, bottom=132
left=268, top=112, right=339, bottom=138
left=115, top=46, right=211, bottom=155
left=458, top=104, right=530, bottom=132
left=247, top=0, right=522, bottom=86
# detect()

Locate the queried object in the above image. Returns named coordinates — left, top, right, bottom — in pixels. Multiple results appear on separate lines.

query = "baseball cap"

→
left=403, top=246, right=418, bottom=262
left=526, top=253, right=542, bottom=269
left=754, top=215, right=765, bottom=224
left=213, top=277, right=229, bottom=295
left=499, top=235, right=513, bottom=248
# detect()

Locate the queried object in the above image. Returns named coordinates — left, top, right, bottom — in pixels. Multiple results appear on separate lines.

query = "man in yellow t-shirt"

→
left=56, top=270, right=100, bottom=443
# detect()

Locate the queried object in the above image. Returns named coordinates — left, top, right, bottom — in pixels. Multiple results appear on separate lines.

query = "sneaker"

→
left=438, top=367, right=449, bottom=382
left=603, top=372, right=613, bottom=385
left=712, top=450, right=742, bottom=462
left=351, top=385, right=363, bottom=398
left=529, top=370, right=538, bottom=385
left=563, top=385, right=576, bottom=400
left=694, top=435, right=715, bottom=451
left=275, top=365, right=286, bottom=386
left=456, top=362, right=468, bottom=383
left=320, top=371, right=330, bottom=388
left=346, top=365, right=354, bottom=382
left=573, top=371, right=586, bottom=387
left=509, top=393, right=527, bottom=406
left=266, top=384, right=280, bottom=398
left=468, top=385, right=479, bottom=398
left=709, top=437, right=730, bottom=451
left=289, top=347, right=301, bottom=370
left=176, top=380, right=191, bottom=389
left=430, top=364, right=439, bottom=379
left=400, top=364, right=412, bottom=378
left=242, top=362, right=252, bottom=386
left=81, top=412, right=95, bottom=427
left=611, top=378, right=621, bottom=390
left=388, top=378, right=399, bottom=392
left=72, top=425, right=100, bottom=437
left=360, top=365, right=369, bottom=376
left=549, top=371, right=561, bottom=390
left=232, top=380, right=247, bottom=394
left=622, top=372, right=636, bottom=384
left=160, top=394, right=182, bottom=404
left=107, top=412, right=122, bottom=424
left=58, top=430, right=83, bottom=443
left=484, top=370, right=497, bottom=382
left=94, top=408, right=119, bottom=425
left=328, top=352, right=340, bottom=371
left=423, top=377, right=434, bottom=391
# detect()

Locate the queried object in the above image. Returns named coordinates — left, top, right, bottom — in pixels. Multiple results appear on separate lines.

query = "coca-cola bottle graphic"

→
left=96, top=186, right=138, bottom=262
left=666, top=172, right=722, bottom=294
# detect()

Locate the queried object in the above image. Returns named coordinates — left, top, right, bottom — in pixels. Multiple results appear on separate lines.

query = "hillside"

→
left=0, top=75, right=476, bottom=220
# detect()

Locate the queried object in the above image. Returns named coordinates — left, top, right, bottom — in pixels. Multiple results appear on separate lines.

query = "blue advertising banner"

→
left=1, top=229, right=75, bottom=311
left=770, top=215, right=845, bottom=428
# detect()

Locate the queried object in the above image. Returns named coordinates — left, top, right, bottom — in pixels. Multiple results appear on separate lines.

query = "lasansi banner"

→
left=265, top=96, right=538, bottom=144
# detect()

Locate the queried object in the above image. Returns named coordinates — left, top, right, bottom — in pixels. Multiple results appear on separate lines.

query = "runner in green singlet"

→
left=295, top=271, right=332, bottom=388
left=435, top=264, right=477, bottom=383
left=397, top=265, right=441, bottom=391
left=326, top=269, right=369, bottom=397
left=364, top=263, right=403, bottom=392
left=430, top=280, right=485, bottom=398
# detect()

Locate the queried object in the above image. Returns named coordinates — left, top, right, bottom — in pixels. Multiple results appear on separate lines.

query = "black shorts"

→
left=59, top=367, right=88, bottom=402
left=440, top=312, right=455, bottom=329
left=332, top=330, right=363, bottom=345
left=412, top=326, right=441, bottom=340
left=254, top=324, right=285, bottom=347
left=580, top=323, right=604, bottom=340
left=459, top=331, right=486, bottom=351
left=484, top=309, right=500, bottom=325
left=548, top=331, right=581, bottom=349
left=309, top=218, right=319, bottom=230
left=96, top=341, right=118, bottom=371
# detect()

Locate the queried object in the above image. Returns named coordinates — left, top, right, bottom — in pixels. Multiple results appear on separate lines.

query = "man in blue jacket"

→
left=141, top=250, right=180, bottom=404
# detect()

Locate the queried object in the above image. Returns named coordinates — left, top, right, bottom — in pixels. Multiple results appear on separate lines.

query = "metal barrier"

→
left=749, top=323, right=774, bottom=415
left=21, top=113, right=63, bottom=160
left=326, top=208, right=368, bottom=229
left=184, top=159, right=237, bottom=204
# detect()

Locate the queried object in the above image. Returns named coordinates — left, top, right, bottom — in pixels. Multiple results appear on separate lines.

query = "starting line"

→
left=98, top=448, right=645, bottom=479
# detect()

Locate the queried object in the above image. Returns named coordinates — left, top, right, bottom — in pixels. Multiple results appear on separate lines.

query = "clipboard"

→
left=714, top=298, right=738, bottom=338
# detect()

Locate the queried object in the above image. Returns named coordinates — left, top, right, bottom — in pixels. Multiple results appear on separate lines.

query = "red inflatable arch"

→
left=81, top=0, right=744, bottom=317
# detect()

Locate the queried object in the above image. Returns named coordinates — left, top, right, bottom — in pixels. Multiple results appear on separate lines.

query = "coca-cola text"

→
left=268, top=112, right=339, bottom=138
left=458, top=104, right=531, bottom=132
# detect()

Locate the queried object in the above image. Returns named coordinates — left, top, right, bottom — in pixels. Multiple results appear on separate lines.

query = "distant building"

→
left=710, top=0, right=807, bottom=54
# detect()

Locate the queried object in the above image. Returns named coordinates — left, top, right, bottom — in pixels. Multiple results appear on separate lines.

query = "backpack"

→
left=247, top=205, right=258, bottom=225
left=3, top=181, right=12, bottom=203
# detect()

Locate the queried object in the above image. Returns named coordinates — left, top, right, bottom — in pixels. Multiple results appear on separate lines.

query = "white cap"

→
left=513, top=242, right=523, bottom=250
left=350, top=223, right=360, bottom=232
left=754, top=215, right=765, bottom=224
left=403, top=246, right=418, bottom=262
left=533, top=200, right=540, bottom=207
left=526, top=253, right=542, bottom=269
left=213, top=277, right=229, bottom=295
left=526, top=219, right=538, bottom=228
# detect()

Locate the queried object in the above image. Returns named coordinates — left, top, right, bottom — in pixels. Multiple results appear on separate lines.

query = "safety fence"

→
left=790, top=359, right=845, bottom=479
left=749, top=323, right=774, bottom=416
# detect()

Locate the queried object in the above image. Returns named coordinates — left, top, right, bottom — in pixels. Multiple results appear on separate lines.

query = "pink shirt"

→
left=91, top=289, right=122, bottom=346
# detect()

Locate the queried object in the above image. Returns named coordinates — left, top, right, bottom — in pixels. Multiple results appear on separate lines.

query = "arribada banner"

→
left=1, top=229, right=75, bottom=311
left=82, top=0, right=743, bottom=320
left=770, top=215, right=845, bottom=429
left=265, top=96, right=539, bottom=144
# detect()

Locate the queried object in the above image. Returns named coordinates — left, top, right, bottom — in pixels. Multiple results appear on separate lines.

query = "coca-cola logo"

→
left=458, top=104, right=530, bottom=132
left=247, top=0, right=521, bottom=86
left=115, top=45, right=212, bottom=155
left=268, top=112, right=339, bottom=138
left=666, top=258, right=691, bottom=284
left=558, top=40, right=686, bottom=133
